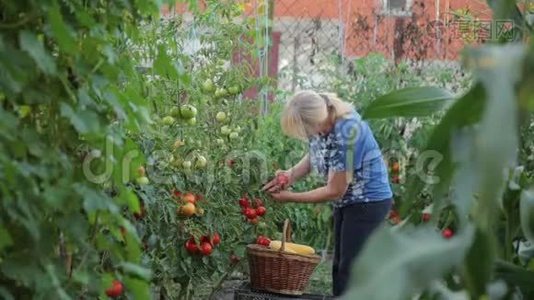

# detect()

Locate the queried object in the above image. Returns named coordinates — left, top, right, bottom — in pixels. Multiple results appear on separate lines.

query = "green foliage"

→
left=343, top=2, right=534, bottom=299
left=0, top=0, right=168, bottom=298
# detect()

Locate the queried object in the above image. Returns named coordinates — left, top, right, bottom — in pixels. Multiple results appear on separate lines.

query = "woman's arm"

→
left=287, top=154, right=311, bottom=183
left=262, top=154, right=311, bottom=192
left=270, top=171, right=349, bottom=203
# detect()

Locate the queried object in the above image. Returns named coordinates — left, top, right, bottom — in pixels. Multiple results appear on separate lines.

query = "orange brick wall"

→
left=162, top=0, right=493, bottom=61
left=273, top=0, right=492, bottom=60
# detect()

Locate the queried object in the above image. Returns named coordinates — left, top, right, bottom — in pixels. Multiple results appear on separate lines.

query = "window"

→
left=381, top=0, right=412, bottom=17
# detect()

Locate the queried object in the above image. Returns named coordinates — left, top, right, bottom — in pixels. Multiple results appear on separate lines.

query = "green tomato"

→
left=221, top=125, right=231, bottom=135
left=214, top=88, right=228, bottom=98
left=216, top=111, right=227, bottom=122
left=229, top=132, right=239, bottom=140
left=195, top=155, right=208, bottom=168
left=228, top=85, right=240, bottom=95
left=162, top=116, right=175, bottom=125
left=202, top=79, right=215, bottom=93
left=215, top=138, right=224, bottom=145
left=180, top=105, right=197, bottom=119
left=187, top=117, right=197, bottom=126
left=182, top=160, right=192, bottom=170
left=171, top=156, right=183, bottom=167
left=170, top=107, right=181, bottom=118
left=136, top=176, right=149, bottom=185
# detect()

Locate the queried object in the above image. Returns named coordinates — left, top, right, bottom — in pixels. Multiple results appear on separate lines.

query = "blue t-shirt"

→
left=308, top=111, right=392, bottom=207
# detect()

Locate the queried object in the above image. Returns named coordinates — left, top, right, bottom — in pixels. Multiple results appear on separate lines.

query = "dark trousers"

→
left=332, top=199, right=392, bottom=297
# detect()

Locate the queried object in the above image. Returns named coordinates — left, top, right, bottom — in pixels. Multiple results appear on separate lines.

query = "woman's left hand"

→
left=268, top=190, right=295, bottom=202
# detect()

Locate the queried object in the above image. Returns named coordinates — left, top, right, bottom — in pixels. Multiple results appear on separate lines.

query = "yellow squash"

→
left=268, top=241, right=315, bottom=255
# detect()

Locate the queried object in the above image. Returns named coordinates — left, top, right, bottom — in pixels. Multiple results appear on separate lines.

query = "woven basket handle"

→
left=280, top=219, right=292, bottom=252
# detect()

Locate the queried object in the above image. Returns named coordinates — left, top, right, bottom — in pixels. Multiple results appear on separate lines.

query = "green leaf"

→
left=449, top=128, right=479, bottom=225
left=19, top=31, right=57, bottom=75
left=0, top=226, right=13, bottom=250
left=0, top=253, right=43, bottom=286
left=44, top=263, right=70, bottom=300
left=342, top=225, right=474, bottom=300
left=494, top=260, right=534, bottom=292
left=60, top=103, right=101, bottom=134
left=467, top=44, right=526, bottom=229
left=118, top=187, right=141, bottom=213
left=520, top=189, right=534, bottom=243
left=463, top=228, right=496, bottom=298
left=123, top=277, right=151, bottom=299
left=47, top=1, right=76, bottom=54
left=362, top=87, right=454, bottom=119
left=402, top=84, right=486, bottom=214
left=0, top=287, right=14, bottom=300
left=153, top=45, right=179, bottom=80
left=119, top=262, right=152, bottom=281
left=74, top=184, right=118, bottom=213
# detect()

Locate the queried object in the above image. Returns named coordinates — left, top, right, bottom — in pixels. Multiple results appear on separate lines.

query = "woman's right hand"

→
left=261, top=170, right=292, bottom=193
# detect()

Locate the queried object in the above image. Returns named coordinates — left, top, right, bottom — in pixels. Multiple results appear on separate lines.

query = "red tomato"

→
left=256, top=206, right=266, bottom=216
left=200, top=242, right=213, bottom=256
left=388, top=210, right=399, bottom=220
left=422, top=213, right=431, bottom=222
left=276, top=173, right=289, bottom=187
left=442, top=228, right=454, bottom=239
left=256, top=236, right=270, bottom=246
left=200, top=235, right=211, bottom=244
left=239, top=197, right=249, bottom=208
left=182, top=193, right=196, bottom=204
left=185, top=238, right=198, bottom=254
left=212, top=233, right=221, bottom=245
left=172, top=189, right=182, bottom=198
left=105, top=280, right=123, bottom=298
left=244, top=208, right=257, bottom=220
left=388, top=210, right=401, bottom=225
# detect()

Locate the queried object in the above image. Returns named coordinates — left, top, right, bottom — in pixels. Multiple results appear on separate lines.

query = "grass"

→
left=305, top=259, right=333, bottom=296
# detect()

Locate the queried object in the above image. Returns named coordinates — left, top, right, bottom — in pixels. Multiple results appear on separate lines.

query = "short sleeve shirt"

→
left=308, top=111, right=392, bottom=208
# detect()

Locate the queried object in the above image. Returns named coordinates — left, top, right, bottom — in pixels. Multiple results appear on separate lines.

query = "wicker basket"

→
left=247, top=220, right=321, bottom=295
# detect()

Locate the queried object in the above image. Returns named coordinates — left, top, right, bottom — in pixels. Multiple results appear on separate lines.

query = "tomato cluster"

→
left=238, top=195, right=267, bottom=225
left=185, top=232, right=221, bottom=256
left=173, top=190, right=204, bottom=217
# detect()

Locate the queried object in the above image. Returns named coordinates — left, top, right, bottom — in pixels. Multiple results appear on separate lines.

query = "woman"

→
left=262, top=90, right=392, bottom=297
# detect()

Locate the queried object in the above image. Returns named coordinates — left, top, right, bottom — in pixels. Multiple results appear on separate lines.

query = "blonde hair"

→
left=281, top=90, right=354, bottom=140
